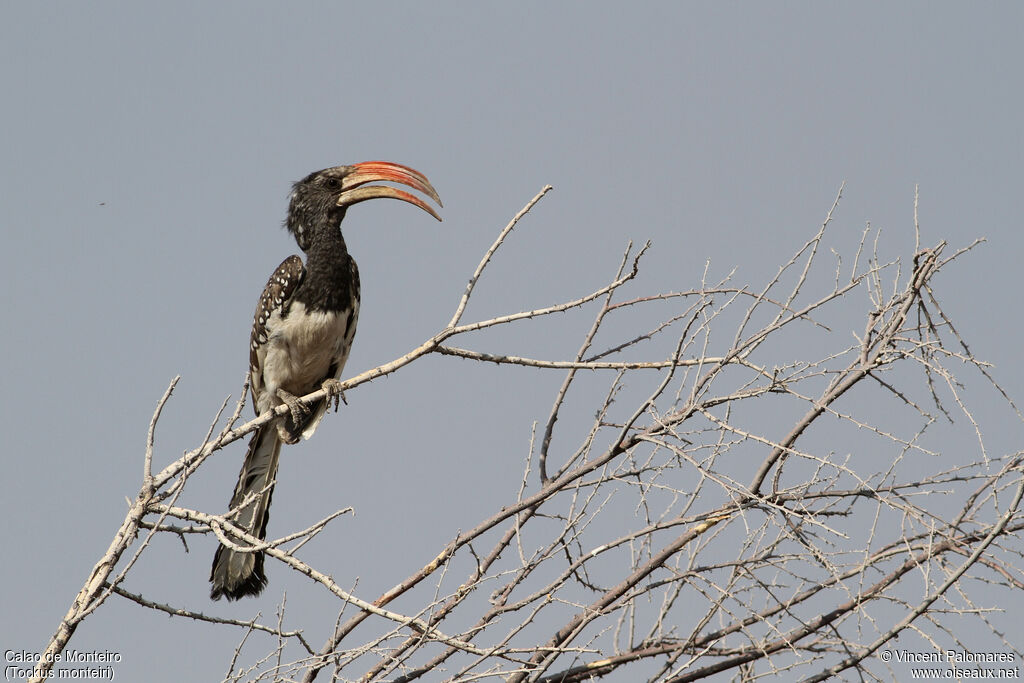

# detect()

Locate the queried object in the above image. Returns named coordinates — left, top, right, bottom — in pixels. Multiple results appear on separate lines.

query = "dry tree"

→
left=34, top=186, right=1023, bottom=683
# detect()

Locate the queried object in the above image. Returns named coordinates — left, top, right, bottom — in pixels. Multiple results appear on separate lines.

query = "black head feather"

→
left=284, top=166, right=351, bottom=251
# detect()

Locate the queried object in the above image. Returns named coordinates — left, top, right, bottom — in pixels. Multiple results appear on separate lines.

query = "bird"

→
left=210, top=162, right=442, bottom=600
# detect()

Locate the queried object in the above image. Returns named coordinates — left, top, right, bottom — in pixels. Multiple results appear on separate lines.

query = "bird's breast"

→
left=259, top=300, right=358, bottom=399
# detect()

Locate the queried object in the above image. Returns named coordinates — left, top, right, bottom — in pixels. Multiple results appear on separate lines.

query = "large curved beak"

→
left=338, top=161, right=443, bottom=221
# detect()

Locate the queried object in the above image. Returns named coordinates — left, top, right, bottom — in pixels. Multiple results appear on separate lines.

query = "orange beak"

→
left=337, top=161, right=442, bottom=221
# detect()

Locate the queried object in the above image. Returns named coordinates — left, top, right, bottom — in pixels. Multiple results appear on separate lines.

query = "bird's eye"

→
left=325, top=178, right=341, bottom=190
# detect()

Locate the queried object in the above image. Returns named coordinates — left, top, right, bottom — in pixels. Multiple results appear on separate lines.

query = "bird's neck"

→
left=295, top=227, right=359, bottom=313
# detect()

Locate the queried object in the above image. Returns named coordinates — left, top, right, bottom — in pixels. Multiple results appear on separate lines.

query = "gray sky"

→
left=3, top=3, right=1022, bottom=681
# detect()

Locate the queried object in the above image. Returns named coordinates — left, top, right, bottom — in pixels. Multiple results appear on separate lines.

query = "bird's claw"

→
left=322, top=379, right=347, bottom=412
left=276, top=388, right=310, bottom=428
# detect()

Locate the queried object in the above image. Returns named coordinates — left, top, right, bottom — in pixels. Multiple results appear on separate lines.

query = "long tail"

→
left=210, top=424, right=282, bottom=600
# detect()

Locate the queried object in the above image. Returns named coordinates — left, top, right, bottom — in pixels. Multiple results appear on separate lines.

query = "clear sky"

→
left=2, top=3, right=1022, bottom=682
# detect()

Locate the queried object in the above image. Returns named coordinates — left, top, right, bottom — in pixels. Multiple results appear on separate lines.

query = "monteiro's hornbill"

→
left=210, top=162, right=442, bottom=600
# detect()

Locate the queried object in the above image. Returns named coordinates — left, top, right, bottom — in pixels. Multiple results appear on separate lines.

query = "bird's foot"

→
left=322, top=379, right=347, bottom=412
left=276, top=388, right=311, bottom=428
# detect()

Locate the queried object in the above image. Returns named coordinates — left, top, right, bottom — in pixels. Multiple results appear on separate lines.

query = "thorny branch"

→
left=32, top=187, right=1023, bottom=683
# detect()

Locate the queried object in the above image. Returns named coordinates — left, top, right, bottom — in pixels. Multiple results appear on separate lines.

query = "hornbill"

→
left=210, top=162, right=442, bottom=601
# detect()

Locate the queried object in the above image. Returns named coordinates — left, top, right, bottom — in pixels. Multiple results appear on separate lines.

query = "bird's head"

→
left=285, top=162, right=442, bottom=251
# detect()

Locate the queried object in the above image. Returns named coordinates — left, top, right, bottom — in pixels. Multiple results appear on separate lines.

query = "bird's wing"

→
left=210, top=254, right=305, bottom=601
left=249, top=254, right=305, bottom=409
